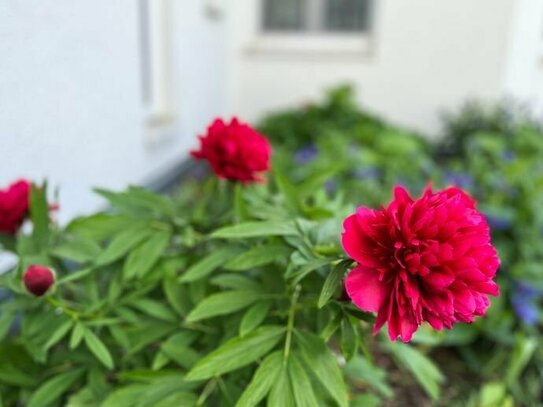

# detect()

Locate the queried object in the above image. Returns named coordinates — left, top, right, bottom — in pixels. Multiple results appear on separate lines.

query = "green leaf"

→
left=50, top=236, right=102, bottom=263
left=130, top=299, right=178, bottom=322
left=163, top=276, right=191, bottom=316
left=291, top=258, right=332, bottom=284
left=274, top=167, right=302, bottom=212
left=340, top=317, right=358, bottom=361
left=506, top=334, right=538, bottom=385
left=66, top=213, right=133, bottom=242
left=153, top=392, right=198, bottom=407
left=0, top=364, right=37, bottom=387
left=288, top=353, right=319, bottom=407
left=84, top=329, right=114, bottom=369
left=211, top=274, right=262, bottom=291
left=294, top=330, right=348, bottom=407
left=267, top=364, right=295, bottom=407
left=30, top=183, right=50, bottom=249
left=186, top=290, right=263, bottom=322
left=180, top=247, right=243, bottom=283
left=224, top=243, right=291, bottom=271
left=211, top=221, right=298, bottom=239
left=385, top=342, right=444, bottom=400
left=318, top=260, right=350, bottom=308
left=123, top=231, right=171, bottom=279
left=344, top=356, right=393, bottom=398
left=186, top=326, right=285, bottom=381
left=101, top=385, right=147, bottom=407
left=69, top=322, right=85, bottom=349
left=235, top=351, right=283, bottom=407
left=161, top=336, right=200, bottom=369
left=27, top=369, right=84, bottom=407
left=240, top=302, right=271, bottom=337
left=351, top=394, right=382, bottom=407
left=44, top=319, right=74, bottom=350
left=0, top=311, right=14, bottom=342
left=58, top=267, right=94, bottom=285
left=96, top=225, right=153, bottom=266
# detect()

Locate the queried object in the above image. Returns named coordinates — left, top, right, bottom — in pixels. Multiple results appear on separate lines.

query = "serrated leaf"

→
left=318, top=260, right=350, bottom=308
left=186, top=326, right=285, bottom=381
left=96, top=225, right=152, bottom=266
left=27, top=369, right=84, bottom=407
left=186, top=290, right=263, bottom=322
left=44, top=319, right=74, bottom=350
left=288, top=353, right=319, bottom=407
left=84, top=329, right=114, bottom=369
left=235, top=351, right=282, bottom=407
left=224, top=243, right=291, bottom=271
left=294, top=330, right=348, bottom=407
left=240, top=301, right=271, bottom=337
left=211, top=221, right=298, bottom=239
left=123, top=231, right=171, bottom=279
left=180, top=247, right=243, bottom=283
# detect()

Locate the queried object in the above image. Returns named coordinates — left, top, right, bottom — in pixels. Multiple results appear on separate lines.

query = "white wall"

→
left=0, top=1, right=228, bottom=223
left=503, top=0, right=543, bottom=116
left=228, top=0, right=515, bottom=135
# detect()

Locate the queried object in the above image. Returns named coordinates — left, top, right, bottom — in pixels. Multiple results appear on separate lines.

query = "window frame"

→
left=246, top=0, right=376, bottom=56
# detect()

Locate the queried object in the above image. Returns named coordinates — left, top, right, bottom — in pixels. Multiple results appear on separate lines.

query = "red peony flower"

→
left=0, top=179, right=31, bottom=235
left=191, top=117, right=272, bottom=183
left=342, top=185, right=500, bottom=342
left=23, top=265, right=56, bottom=297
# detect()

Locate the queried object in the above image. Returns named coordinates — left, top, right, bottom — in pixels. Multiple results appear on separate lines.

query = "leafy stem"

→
left=283, top=284, right=301, bottom=363
left=46, top=297, right=80, bottom=320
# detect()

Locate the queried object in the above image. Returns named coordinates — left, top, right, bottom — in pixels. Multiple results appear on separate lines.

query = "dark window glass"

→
left=325, top=0, right=372, bottom=32
left=262, top=0, right=304, bottom=31
left=262, top=0, right=372, bottom=33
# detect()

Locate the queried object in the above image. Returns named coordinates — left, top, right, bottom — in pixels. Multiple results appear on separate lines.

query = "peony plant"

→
left=0, top=117, right=501, bottom=406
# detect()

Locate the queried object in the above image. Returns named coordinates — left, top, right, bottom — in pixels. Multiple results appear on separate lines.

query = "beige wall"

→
left=227, top=0, right=515, bottom=135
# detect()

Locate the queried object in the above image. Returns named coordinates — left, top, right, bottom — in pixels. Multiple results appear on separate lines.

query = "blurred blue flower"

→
left=512, top=281, right=541, bottom=326
left=502, top=149, right=515, bottom=162
left=354, top=167, right=381, bottom=180
left=294, top=144, right=318, bottom=165
left=485, top=213, right=512, bottom=231
left=325, top=179, right=338, bottom=195
left=443, top=170, right=473, bottom=190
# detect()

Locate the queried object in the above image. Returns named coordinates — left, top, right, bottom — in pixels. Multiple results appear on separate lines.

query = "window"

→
left=262, top=0, right=372, bottom=34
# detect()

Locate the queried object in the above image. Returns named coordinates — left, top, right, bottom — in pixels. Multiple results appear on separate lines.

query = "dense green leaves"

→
left=295, top=330, right=348, bottom=407
left=318, top=259, right=351, bottom=308
left=180, top=246, right=243, bottom=282
left=186, top=326, right=285, bottom=380
left=123, top=231, right=171, bottom=279
left=385, top=342, right=444, bottom=400
left=224, top=243, right=291, bottom=271
left=187, top=290, right=265, bottom=322
left=84, top=328, right=114, bottom=369
left=27, top=369, right=84, bottom=407
left=235, top=351, right=283, bottom=407
left=211, top=221, right=298, bottom=239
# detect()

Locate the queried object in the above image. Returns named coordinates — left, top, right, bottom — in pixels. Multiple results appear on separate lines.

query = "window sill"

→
left=244, top=33, right=373, bottom=57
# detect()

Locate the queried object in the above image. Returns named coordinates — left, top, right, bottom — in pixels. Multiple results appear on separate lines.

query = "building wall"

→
left=228, top=0, right=515, bottom=135
left=0, top=1, right=228, bottom=222
left=503, top=0, right=543, bottom=116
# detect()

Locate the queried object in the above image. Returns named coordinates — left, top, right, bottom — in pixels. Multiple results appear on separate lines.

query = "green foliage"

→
left=1, top=85, right=542, bottom=406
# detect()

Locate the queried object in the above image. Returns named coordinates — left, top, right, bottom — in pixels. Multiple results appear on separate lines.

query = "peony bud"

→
left=23, top=265, right=55, bottom=297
